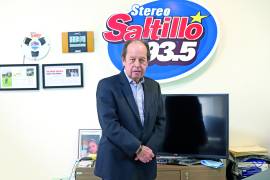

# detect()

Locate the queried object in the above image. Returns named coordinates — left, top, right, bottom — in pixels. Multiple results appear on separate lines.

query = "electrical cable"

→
left=68, top=159, right=79, bottom=180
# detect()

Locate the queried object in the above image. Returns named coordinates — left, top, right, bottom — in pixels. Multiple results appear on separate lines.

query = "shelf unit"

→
left=75, top=163, right=226, bottom=180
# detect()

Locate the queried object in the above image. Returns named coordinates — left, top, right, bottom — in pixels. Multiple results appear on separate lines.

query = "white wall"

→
left=0, top=0, right=269, bottom=179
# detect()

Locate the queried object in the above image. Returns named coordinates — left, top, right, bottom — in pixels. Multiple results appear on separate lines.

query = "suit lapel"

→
left=143, top=78, right=151, bottom=125
left=119, top=72, right=141, bottom=120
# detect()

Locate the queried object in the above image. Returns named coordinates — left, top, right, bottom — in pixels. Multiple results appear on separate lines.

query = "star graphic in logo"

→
left=191, top=11, right=207, bottom=23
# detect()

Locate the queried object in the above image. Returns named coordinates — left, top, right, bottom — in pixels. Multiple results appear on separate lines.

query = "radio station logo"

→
left=103, top=0, right=219, bottom=82
left=21, top=32, right=50, bottom=61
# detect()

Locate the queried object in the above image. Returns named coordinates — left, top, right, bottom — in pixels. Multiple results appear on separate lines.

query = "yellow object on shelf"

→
left=229, top=145, right=268, bottom=157
left=88, top=153, right=97, bottom=160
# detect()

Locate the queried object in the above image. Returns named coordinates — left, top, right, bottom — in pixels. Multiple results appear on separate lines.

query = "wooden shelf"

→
left=157, top=164, right=226, bottom=180
left=75, top=164, right=226, bottom=180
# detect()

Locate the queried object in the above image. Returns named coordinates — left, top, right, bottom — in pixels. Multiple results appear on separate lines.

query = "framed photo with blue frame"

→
left=0, top=64, right=39, bottom=90
left=42, top=63, right=83, bottom=88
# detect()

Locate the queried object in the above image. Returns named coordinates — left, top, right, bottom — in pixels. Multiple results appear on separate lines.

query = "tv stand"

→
left=157, top=164, right=226, bottom=180
left=75, top=162, right=226, bottom=180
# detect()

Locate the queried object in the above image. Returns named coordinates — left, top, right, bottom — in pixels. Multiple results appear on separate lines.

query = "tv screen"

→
left=159, top=94, right=229, bottom=159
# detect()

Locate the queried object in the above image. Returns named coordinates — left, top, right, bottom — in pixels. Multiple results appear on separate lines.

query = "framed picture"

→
left=0, top=64, right=39, bottom=90
left=42, top=63, right=83, bottom=88
left=62, top=31, right=94, bottom=53
left=78, top=129, right=102, bottom=159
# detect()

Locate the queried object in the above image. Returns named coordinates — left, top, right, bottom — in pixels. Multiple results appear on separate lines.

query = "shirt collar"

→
left=124, top=70, right=144, bottom=85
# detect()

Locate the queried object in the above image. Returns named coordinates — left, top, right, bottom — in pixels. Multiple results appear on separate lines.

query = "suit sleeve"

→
left=146, top=83, right=166, bottom=154
left=96, top=79, right=141, bottom=158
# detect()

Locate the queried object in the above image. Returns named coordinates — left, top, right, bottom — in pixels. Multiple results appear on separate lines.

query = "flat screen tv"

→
left=159, top=94, right=229, bottom=159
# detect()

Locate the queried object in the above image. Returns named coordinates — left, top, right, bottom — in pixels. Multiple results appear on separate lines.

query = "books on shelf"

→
left=228, top=145, right=270, bottom=179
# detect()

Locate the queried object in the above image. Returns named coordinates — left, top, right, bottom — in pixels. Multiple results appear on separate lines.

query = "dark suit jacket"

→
left=94, top=71, right=166, bottom=180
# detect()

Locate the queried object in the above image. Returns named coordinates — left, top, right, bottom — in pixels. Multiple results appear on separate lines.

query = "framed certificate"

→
left=0, top=64, right=39, bottom=90
left=42, top=63, right=83, bottom=88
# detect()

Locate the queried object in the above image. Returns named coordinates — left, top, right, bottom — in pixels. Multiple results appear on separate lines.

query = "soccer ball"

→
left=21, top=32, right=50, bottom=61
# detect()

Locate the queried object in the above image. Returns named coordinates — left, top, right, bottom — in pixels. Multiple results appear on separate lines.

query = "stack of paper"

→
left=230, top=145, right=269, bottom=158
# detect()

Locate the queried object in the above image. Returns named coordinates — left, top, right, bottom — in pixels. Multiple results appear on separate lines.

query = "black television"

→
left=159, top=94, right=229, bottom=160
